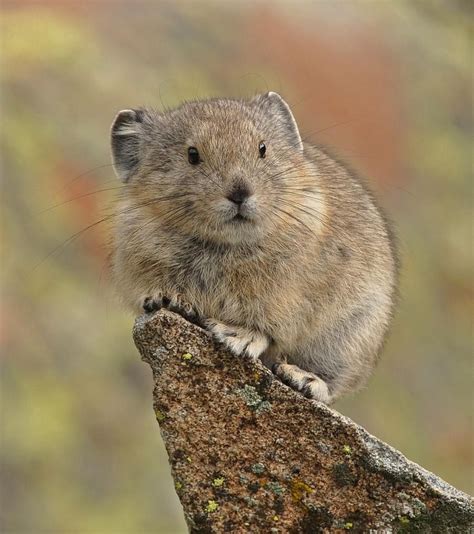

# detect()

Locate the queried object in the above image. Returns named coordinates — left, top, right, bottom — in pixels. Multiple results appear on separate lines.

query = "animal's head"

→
left=111, top=92, right=317, bottom=245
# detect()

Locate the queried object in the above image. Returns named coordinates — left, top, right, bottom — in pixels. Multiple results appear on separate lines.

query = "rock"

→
left=133, top=310, right=474, bottom=533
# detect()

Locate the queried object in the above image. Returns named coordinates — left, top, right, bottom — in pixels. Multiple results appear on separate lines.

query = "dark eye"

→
left=258, top=141, right=266, bottom=158
left=188, top=146, right=200, bottom=165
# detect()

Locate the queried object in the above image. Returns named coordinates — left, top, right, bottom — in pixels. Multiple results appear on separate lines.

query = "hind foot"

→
left=272, top=363, right=331, bottom=404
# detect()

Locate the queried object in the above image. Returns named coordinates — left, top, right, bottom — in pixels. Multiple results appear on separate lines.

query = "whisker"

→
left=33, top=216, right=111, bottom=271
left=37, top=186, right=125, bottom=215
left=36, top=194, right=195, bottom=269
left=273, top=206, right=314, bottom=234
left=55, top=163, right=116, bottom=194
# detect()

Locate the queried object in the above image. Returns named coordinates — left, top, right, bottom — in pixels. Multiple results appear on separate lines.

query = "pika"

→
left=110, top=92, right=398, bottom=404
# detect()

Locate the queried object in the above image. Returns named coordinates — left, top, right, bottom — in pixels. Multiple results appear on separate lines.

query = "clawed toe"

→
left=143, top=294, right=204, bottom=327
left=272, top=363, right=331, bottom=404
left=167, top=298, right=203, bottom=327
left=206, top=320, right=269, bottom=359
left=143, top=296, right=163, bottom=313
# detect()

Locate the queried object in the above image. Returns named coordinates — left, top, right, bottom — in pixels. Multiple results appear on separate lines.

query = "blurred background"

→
left=1, top=1, right=472, bottom=532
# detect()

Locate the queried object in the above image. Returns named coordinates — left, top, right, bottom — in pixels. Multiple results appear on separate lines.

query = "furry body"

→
left=110, top=93, right=398, bottom=403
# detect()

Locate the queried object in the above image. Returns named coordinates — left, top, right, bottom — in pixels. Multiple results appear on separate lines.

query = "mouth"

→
left=231, top=213, right=250, bottom=223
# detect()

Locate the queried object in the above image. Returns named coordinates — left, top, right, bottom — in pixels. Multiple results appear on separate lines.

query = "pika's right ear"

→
left=110, top=109, right=144, bottom=182
left=251, top=92, right=303, bottom=152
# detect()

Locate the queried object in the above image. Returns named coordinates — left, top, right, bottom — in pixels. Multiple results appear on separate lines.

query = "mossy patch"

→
left=239, top=474, right=249, bottom=485
left=300, top=505, right=333, bottom=533
left=235, top=384, right=271, bottom=414
left=244, top=496, right=258, bottom=507
left=251, top=463, right=266, bottom=475
left=266, top=481, right=285, bottom=495
left=332, top=462, right=358, bottom=487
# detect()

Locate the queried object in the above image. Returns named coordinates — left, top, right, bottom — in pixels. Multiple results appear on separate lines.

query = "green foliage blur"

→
left=1, top=1, right=472, bottom=532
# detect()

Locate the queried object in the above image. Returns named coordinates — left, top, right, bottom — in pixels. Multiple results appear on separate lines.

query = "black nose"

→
left=226, top=185, right=251, bottom=205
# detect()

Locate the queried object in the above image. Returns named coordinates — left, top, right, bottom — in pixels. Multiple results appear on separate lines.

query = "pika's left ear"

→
left=252, top=92, right=303, bottom=151
left=110, top=109, right=145, bottom=182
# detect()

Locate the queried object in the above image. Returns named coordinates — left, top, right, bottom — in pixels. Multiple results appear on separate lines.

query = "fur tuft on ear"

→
left=252, top=92, right=303, bottom=151
left=110, top=109, right=144, bottom=182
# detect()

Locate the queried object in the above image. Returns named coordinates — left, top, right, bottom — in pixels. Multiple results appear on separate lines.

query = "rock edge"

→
left=133, top=310, right=473, bottom=533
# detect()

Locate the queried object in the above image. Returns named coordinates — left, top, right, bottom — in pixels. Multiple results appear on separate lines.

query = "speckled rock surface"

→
left=133, top=310, right=473, bottom=533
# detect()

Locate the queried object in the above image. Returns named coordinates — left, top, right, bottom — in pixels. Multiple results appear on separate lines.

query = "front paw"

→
left=143, top=293, right=203, bottom=327
left=143, top=294, right=169, bottom=313
left=206, top=320, right=269, bottom=360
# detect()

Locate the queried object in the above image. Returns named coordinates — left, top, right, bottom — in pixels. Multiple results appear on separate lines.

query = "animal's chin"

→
left=197, top=214, right=262, bottom=245
left=229, top=213, right=251, bottom=223
left=174, top=209, right=262, bottom=245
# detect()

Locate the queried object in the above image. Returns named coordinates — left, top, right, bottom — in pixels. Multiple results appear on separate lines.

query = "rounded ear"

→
left=110, top=109, right=144, bottom=182
left=252, top=92, right=303, bottom=151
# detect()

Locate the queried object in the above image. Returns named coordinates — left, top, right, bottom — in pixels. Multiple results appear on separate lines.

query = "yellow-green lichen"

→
left=342, top=444, right=352, bottom=455
left=186, top=456, right=192, bottom=463
left=291, top=479, right=314, bottom=502
left=155, top=409, right=167, bottom=422
left=400, top=517, right=410, bottom=525
left=344, top=522, right=353, bottom=529
left=205, top=500, right=219, bottom=513
left=212, top=477, right=225, bottom=487
left=273, top=515, right=279, bottom=522
left=175, top=481, right=183, bottom=491
left=181, top=352, right=193, bottom=360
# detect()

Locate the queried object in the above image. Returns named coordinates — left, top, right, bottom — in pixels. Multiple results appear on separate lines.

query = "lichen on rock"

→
left=133, top=310, right=474, bottom=533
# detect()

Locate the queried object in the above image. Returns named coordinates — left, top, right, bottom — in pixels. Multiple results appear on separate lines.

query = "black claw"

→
left=184, top=309, right=205, bottom=328
left=164, top=299, right=205, bottom=328
left=295, top=376, right=318, bottom=397
left=167, top=301, right=185, bottom=316
left=278, top=373, right=294, bottom=389
left=273, top=367, right=302, bottom=391
left=271, top=363, right=282, bottom=375
left=224, top=330, right=238, bottom=337
left=143, top=297, right=161, bottom=313
left=143, top=295, right=204, bottom=325
left=242, top=341, right=251, bottom=354
left=300, top=376, right=313, bottom=389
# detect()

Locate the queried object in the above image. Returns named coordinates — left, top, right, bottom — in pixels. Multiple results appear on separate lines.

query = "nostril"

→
left=226, top=185, right=251, bottom=205
left=227, top=194, right=244, bottom=205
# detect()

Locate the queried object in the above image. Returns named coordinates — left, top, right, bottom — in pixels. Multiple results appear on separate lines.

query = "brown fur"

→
left=109, top=93, right=398, bottom=404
